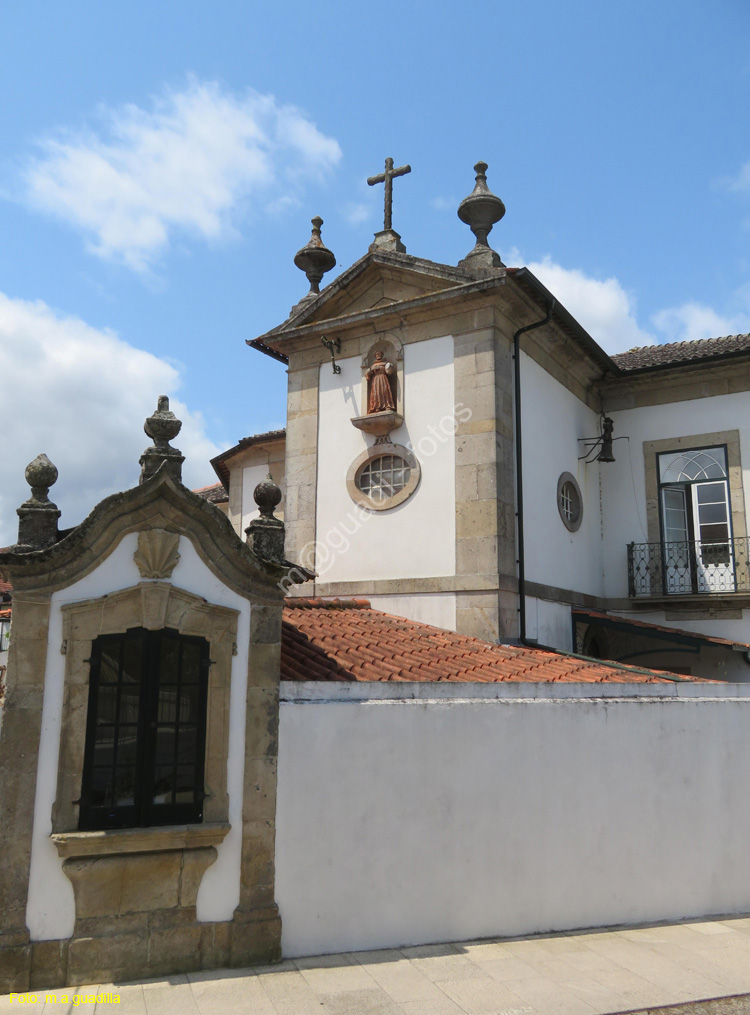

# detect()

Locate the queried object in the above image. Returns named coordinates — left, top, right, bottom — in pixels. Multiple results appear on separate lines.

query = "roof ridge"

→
left=284, top=597, right=372, bottom=610
left=617, top=333, right=750, bottom=356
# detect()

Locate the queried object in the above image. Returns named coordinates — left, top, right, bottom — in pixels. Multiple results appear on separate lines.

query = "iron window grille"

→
left=79, top=627, right=209, bottom=831
left=357, top=453, right=411, bottom=503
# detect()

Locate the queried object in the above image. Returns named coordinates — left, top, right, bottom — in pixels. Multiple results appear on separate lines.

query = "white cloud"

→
left=344, top=202, right=370, bottom=226
left=651, top=302, right=750, bottom=344
left=723, top=160, right=750, bottom=194
left=0, top=292, right=221, bottom=547
left=431, top=196, right=454, bottom=211
left=510, top=251, right=750, bottom=355
left=522, top=254, right=656, bottom=354
left=21, top=78, right=342, bottom=271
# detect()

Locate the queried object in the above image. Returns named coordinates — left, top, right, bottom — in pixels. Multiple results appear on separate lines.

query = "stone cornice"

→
left=251, top=275, right=508, bottom=347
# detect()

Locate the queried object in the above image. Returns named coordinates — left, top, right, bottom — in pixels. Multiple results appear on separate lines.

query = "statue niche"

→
left=351, top=337, right=404, bottom=441
left=367, top=351, right=397, bottom=414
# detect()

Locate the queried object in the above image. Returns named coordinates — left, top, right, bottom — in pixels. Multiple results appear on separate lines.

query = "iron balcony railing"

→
left=628, top=537, right=750, bottom=597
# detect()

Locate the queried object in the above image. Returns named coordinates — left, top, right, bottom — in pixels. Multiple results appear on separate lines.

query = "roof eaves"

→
left=507, top=268, right=621, bottom=377
left=574, top=608, right=749, bottom=651
left=210, top=429, right=286, bottom=488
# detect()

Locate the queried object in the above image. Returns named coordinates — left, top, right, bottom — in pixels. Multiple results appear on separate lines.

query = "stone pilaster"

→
left=283, top=362, right=319, bottom=588
left=453, top=321, right=518, bottom=642
left=230, top=601, right=283, bottom=966
left=0, top=589, right=52, bottom=993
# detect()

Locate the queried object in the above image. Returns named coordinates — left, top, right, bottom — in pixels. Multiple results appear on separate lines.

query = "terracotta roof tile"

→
left=612, top=334, right=750, bottom=371
left=193, top=482, right=229, bottom=505
left=281, top=599, right=715, bottom=684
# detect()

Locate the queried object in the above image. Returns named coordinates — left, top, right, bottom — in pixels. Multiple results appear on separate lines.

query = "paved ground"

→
left=3, top=917, right=750, bottom=1014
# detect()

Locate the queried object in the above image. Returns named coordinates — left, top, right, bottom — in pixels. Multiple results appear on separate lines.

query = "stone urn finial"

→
left=254, top=474, right=283, bottom=519
left=457, top=161, right=506, bottom=270
left=140, top=395, right=185, bottom=484
left=246, top=474, right=285, bottom=563
left=144, top=395, right=182, bottom=450
left=25, top=453, right=58, bottom=504
left=291, top=217, right=336, bottom=315
left=294, top=217, right=336, bottom=295
left=16, top=453, right=61, bottom=550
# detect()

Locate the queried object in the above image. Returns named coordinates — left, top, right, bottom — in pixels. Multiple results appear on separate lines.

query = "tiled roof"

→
left=281, top=599, right=713, bottom=684
left=193, top=483, right=229, bottom=505
left=575, top=608, right=750, bottom=650
left=0, top=609, right=10, bottom=620
left=612, top=334, right=750, bottom=371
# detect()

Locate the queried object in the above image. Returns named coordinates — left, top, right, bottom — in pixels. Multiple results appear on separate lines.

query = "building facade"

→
left=212, top=166, right=750, bottom=681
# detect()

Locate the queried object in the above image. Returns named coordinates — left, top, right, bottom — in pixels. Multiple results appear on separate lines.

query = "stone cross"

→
left=367, top=157, right=411, bottom=232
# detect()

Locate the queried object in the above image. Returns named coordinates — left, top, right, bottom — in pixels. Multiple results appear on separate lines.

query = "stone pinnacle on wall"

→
left=246, top=473, right=286, bottom=564
left=291, top=216, right=336, bottom=316
left=139, top=395, right=185, bottom=485
left=15, top=453, right=61, bottom=550
left=457, top=161, right=506, bottom=271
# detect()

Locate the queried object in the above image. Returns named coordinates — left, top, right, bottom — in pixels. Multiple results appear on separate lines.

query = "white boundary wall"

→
left=276, top=680, right=750, bottom=957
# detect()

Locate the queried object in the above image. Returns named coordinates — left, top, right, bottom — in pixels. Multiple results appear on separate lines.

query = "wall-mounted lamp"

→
left=578, top=416, right=623, bottom=463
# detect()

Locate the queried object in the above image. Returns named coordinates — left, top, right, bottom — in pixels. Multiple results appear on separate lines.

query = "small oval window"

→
left=557, top=472, right=583, bottom=532
left=347, top=444, right=421, bottom=511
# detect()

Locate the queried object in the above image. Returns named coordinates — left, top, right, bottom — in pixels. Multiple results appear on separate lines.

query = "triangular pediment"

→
left=310, top=261, right=461, bottom=321
left=277, top=251, right=474, bottom=332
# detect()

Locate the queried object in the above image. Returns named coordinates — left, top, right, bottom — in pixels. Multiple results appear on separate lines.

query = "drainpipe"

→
left=513, top=300, right=555, bottom=645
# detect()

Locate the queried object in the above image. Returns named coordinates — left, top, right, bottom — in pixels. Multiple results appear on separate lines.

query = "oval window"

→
left=347, top=445, right=421, bottom=511
left=557, top=472, right=583, bottom=531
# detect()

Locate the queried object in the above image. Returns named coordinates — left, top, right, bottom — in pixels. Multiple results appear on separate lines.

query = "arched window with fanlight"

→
left=657, top=445, right=735, bottom=593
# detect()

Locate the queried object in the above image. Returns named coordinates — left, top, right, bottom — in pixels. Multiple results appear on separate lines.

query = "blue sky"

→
left=1, top=0, right=749, bottom=544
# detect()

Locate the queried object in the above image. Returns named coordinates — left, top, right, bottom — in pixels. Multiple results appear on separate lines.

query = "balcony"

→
left=627, top=538, right=750, bottom=598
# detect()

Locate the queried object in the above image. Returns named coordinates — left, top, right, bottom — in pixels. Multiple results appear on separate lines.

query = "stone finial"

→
left=245, top=474, right=285, bottom=563
left=292, top=217, right=336, bottom=315
left=139, top=396, right=185, bottom=485
left=16, top=453, right=61, bottom=550
left=457, top=161, right=506, bottom=270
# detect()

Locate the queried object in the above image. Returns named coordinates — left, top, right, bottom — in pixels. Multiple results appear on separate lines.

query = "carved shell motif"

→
left=134, top=529, right=181, bottom=579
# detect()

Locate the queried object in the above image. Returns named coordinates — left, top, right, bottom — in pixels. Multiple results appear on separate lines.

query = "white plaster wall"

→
left=276, top=681, right=750, bottom=957
left=367, top=593, right=457, bottom=631
left=315, top=336, right=456, bottom=582
left=521, top=353, right=604, bottom=598
left=26, top=534, right=251, bottom=940
left=602, top=392, right=750, bottom=636
left=525, top=596, right=573, bottom=651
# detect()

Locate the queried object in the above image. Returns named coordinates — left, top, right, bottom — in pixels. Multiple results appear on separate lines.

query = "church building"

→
left=212, top=158, right=750, bottom=682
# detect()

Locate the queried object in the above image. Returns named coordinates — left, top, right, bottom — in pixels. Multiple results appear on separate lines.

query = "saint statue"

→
left=366, top=350, right=397, bottom=414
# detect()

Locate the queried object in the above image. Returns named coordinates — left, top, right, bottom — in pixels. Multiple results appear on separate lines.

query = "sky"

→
left=1, top=0, right=749, bottom=546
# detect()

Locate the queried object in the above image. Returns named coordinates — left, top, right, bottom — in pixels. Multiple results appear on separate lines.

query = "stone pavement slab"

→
left=2, top=917, right=750, bottom=1014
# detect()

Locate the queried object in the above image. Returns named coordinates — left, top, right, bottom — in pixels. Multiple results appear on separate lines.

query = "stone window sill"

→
left=51, top=822, right=230, bottom=860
